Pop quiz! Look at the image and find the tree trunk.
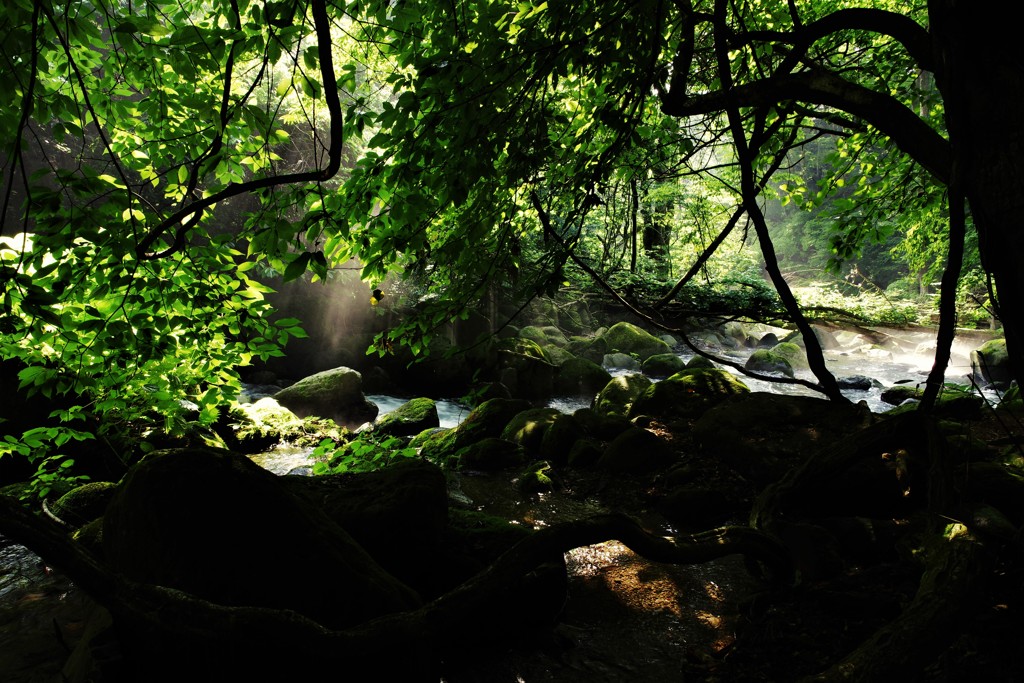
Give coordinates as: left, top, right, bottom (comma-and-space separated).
930, 1, 1024, 388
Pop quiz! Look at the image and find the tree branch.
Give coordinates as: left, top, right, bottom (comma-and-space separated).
660, 67, 951, 184
135, 0, 345, 259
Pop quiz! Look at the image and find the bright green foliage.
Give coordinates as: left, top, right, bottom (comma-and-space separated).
0, 0, 998, 491
311, 433, 418, 475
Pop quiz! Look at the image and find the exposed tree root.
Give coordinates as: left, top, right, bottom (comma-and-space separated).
804, 524, 992, 682
0, 497, 789, 679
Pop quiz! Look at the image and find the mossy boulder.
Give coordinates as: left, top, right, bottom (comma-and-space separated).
232, 397, 302, 450
600, 322, 672, 361
539, 414, 587, 464
457, 438, 528, 471
50, 481, 118, 529
567, 439, 604, 467
971, 338, 1010, 387
497, 338, 556, 399
602, 352, 641, 372
770, 341, 808, 369
554, 357, 612, 395
104, 448, 421, 631
501, 408, 562, 455
373, 397, 440, 438
744, 348, 795, 377
642, 353, 688, 378
880, 385, 924, 406
565, 336, 608, 364
516, 461, 559, 494
282, 459, 448, 595
273, 367, 377, 428
693, 393, 868, 483
594, 373, 653, 419
543, 345, 576, 367
597, 427, 676, 474
685, 355, 716, 370
418, 398, 531, 465
629, 368, 749, 420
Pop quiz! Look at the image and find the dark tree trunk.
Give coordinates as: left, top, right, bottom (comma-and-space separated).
930, 1, 1024, 388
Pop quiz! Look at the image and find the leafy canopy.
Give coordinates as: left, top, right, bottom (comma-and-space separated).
1, 0, 968, 482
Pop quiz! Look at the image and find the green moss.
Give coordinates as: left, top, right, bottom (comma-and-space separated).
594, 374, 653, 419
630, 368, 749, 420
601, 322, 672, 361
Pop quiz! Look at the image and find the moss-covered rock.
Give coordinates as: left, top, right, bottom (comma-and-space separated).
602, 352, 641, 372
543, 344, 576, 367
971, 338, 1010, 387
554, 357, 612, 395
685, 355, 716, 370
374, 397, 440, 438
744, 348, 795, 377
597, 427, 676, 474
567, 439, 604, 467
274, 367, 378, 428
501, 407, 562, 455
50, 481, 118, 529
418, 398, 531, 465
457, 437, 528, 470
103, 448, 421, 631
497, 338, 556, 399
594, 373, 653, 419
600, 322, 672, 361
629, 368, 749, 420
516, 461, 559, 494
880, 385, 923, 406
539, 414, 586, 464
641, 353, 688, 378
770, 341, 808, 369
565, 336, 608, 364
693, 393, 869, 483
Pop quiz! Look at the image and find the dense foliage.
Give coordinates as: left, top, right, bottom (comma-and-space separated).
0, 0, 1015, 488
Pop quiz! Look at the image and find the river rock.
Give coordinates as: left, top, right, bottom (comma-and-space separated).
282, 458, 448, 596
693, 393, 869, 483
837, 375, 881, 391
497, 338, 556, 399
501, 408, 562, 455
458, 437, 528, 471
567, 439, 604, 467
103, 448, 421, 630
554, 356, 612, 395
744, 348, 794, 377
602, 352, 641, 372
771, 341, 808, 369
374, 397, 440, 437
418, 398, 531, 465
600, 322, 672, 361
685, 355, 716, 369
971, 338, 1010, 387
539, 414, 587, 464
880, 385, 923, 406
49, 481, 118, 529
594, 373, 653, 419
273, 367, 378, 428
641, 353, 688, 378
629, 368, 749, 421
597, 427, 676, 474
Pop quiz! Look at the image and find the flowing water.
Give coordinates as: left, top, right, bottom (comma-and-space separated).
1, 325, 1002, 681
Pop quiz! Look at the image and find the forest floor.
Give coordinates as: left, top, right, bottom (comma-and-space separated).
2, 405, 1023, 682
442, 405, 1024, 683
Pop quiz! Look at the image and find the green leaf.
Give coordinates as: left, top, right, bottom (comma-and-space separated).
282, 252, 311, 282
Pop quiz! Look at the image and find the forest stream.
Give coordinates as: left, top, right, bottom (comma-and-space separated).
0, 325, 1009, 682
